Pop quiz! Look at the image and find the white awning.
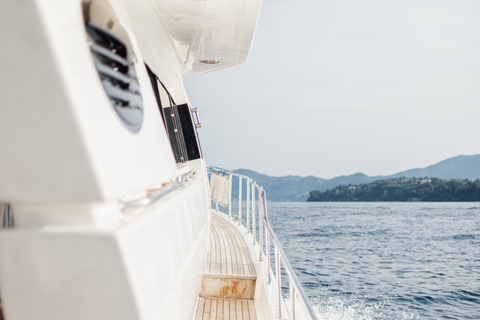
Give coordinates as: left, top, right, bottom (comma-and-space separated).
155, 0, 262, 74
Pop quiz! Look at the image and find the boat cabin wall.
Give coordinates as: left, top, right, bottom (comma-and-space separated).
0, 0, 190, 204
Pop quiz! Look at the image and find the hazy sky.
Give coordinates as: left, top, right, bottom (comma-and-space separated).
184, 0, 480, 179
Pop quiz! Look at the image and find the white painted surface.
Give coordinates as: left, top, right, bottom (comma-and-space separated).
123, 0, 263, 74
11, 202, 122, 228
0, 167, 210, 320
0, 0, 177, 202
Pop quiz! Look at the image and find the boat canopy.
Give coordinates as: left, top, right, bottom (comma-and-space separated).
155, 0, 262, 74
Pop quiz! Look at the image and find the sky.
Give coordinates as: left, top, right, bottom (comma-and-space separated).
184, 0, 480, 179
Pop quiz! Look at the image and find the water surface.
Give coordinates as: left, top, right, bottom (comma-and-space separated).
268, 202, 480, 320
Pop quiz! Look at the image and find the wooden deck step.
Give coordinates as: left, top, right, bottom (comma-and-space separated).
200, 275, 256, 300
195, 212, 258, 319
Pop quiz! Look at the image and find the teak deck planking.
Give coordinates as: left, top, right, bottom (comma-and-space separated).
195, 212, 258, 320
205, 215, 256, 278
196, 298, 257, 320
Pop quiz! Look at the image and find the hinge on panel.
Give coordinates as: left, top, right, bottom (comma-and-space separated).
191, 108, 202, 129
0, 203, 13, 229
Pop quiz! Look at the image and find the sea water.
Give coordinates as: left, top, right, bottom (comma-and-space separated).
267, 202, 480, 320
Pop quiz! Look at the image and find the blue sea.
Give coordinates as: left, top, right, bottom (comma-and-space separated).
268, 202, 480, 320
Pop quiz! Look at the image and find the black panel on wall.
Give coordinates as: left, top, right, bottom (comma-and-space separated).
177, 104, 201, 160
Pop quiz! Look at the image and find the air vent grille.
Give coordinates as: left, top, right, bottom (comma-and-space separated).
86, 23, 143, 133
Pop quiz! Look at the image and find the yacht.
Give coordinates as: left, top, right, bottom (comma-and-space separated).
0, 0, 317, 319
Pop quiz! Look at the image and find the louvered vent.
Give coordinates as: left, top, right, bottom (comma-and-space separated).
86, 23, 143, 133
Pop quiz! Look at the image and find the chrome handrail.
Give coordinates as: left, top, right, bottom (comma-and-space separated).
121, 170, 196, 208
208, 166, 318, 320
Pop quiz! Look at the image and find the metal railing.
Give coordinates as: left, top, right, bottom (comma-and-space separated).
208, 166, 318, 320
121, 170, 196, 209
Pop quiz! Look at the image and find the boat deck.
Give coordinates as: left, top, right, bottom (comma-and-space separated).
195, 212, 258, 320
196, 298, 256, 320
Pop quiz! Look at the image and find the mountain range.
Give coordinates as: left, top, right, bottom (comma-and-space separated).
233, 154, 480, 201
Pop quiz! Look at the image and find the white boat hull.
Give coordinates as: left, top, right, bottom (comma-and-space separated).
0, 161, 210, 320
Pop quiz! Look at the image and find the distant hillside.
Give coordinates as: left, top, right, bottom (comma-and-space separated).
308, 177, 480, 202
232, 154, 480, 201
233, 169, 325, 201
388, 155, 480, 180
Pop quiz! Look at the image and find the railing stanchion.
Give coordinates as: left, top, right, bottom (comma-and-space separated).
290, 283, 296, 320
216, 201, 219, 212
275, 247, 282, 319
266, 229, 271, 284
247, 180, 251, 233
252, 186, 256, 245
228, 173, 232, 218
238, 177, 242, 224
259, 191, 264, 262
